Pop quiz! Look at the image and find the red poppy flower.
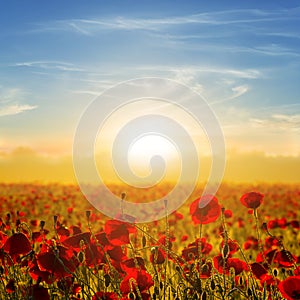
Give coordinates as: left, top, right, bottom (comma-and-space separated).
29, 284, 50, 300
290, 220, 300, 229
274, 249, 296, 268
240, 192, 264, 209
92, 292, 119, 300
3, 232, 31, 261
29, 258, 54, 284
220, 239, 239, 255
37, 245, 78, 279
120, 269, 153, 295
107, 245, 126, 262
63, 232, 91, 250
150, 248, 166, 264
121, 257, 146, 272
182, 238, 213, 261
213, 255, 248, 275
250, 262, 268, 280
0, 231, 8, 248
5, 279, 15, 293
84, 243, 106, 266
190, 195, 221, 224
224, 209, 233, 218
105, 220, 137, 246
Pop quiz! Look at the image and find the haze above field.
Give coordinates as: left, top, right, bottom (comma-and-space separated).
0, 1, 299, 183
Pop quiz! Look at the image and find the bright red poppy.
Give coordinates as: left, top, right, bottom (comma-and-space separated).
105, 220, 137, 246
182, 238, 213, 261
120, 269, 153, 295
190, 195, 221, 224
240, 192, 264, 209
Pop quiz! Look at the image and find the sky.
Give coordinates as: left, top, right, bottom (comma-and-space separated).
0, 1, 299, 183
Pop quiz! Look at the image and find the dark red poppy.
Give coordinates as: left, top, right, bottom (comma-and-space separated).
256, 249, 277, 266
290, 220, 300, 229
274, 249, 296, 268
63, 232, 91, 249
107, 245, 126, 262
37, 245, 78, 279
240, 192, 264, 209
5, 279, 15, 293
250, 262, 268, 280
150, 248, 166, 264
213, 255, 248, 275
120, 269, 153, 294
56, 226, 70, 240
92, 292, 119, 300
29, 284, 50, 300
29, 257, 54, 284
105, 220, 137, 246
190, 195, 221, 224
3, 232, 31, 260
84, 243, 106, 266
121, 257, 146, 272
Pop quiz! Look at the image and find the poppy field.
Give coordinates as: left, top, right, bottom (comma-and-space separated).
0, 182, 299, 300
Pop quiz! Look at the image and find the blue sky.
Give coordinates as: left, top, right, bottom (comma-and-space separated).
0, 1, 300, 157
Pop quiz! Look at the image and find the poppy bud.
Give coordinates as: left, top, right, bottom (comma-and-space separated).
128, 292, 135, 299
85, 210, 91, 220
222, 243, 230, 259
142, 235, 146, 248
77, 251, 85, 263
104, 274, 111, 287
201, 291, 207, 300
210, 279, 215, 290
40, 220, 45, 229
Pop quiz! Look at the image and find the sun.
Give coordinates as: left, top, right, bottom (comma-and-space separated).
128, 134, 178, 178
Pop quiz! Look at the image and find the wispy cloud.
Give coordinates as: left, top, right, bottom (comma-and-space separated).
31, 8, 299, 35
0, 87, 37, 117
211, 85, 249, 104
251, 114, 300, 131
0, 104, 37, 117
13, 61, 84, 72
